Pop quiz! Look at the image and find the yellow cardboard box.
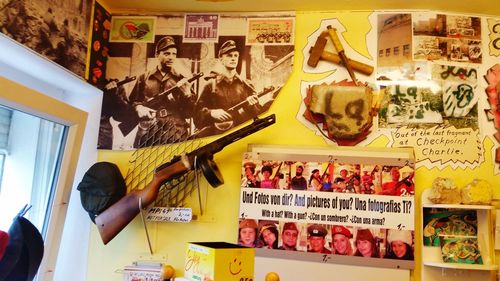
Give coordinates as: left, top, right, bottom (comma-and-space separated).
184, 242, 255, 281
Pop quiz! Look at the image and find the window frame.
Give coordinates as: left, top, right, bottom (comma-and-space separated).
0, 32, 102, 281
403, 44, 411, 56
0, 153, 5, 191
393, 46, 400, 56
0, 76, 87, 280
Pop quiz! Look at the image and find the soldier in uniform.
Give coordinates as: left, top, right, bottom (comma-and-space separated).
127, 35, 196, 147
279, 222, 299, 251
307, 224, 331, 254
194, 39, 261, 136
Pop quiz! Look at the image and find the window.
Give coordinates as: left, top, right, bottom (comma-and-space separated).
403, 44, 411, 55
0, 106, 11, 192
0, 32, 100, 280
386, 48, 391, 56
0, 106, 67, 237
393, 46, 400, 56
0, 76, 86, 280
0, 154, 5, 189
379, 49, 384, 57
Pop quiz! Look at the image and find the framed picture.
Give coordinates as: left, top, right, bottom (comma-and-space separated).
110, 16, 156, 43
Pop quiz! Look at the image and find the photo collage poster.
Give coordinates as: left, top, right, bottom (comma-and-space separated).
376, 13, 482, 168
299, 12, 500, 172
237, 147, 415, 269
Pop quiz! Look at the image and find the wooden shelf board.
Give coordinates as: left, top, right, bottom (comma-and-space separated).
422, 203, 493, 210
423, 261, 498, 270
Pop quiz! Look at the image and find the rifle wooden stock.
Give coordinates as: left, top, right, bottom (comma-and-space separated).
95, 158, 190, 244
95, 114, 276, 244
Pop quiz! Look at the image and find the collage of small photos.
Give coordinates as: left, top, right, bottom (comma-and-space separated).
377, 13, 481, 130
238, 159, 415, 261
238, 220, 415, 261
240, 160, 415, 196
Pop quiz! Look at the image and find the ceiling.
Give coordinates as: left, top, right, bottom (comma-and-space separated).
100, 0, 499, 16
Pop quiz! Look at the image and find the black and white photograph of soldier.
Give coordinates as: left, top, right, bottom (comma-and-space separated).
99, 34, 200, 150
100, 14, 294, 150
0, 0, 92, 76
122, 35, 197, 148
194, 37, 263, 137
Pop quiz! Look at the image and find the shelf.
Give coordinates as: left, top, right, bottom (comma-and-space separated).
423, 261, 498, 271
421, 188, 497, 281
421, 189, 494, 209
422, 203, 494, 210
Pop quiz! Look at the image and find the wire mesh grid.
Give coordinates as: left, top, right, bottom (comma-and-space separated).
124, 119, 204, 208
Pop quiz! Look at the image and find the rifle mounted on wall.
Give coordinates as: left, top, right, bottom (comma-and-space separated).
95, 114, 276, 244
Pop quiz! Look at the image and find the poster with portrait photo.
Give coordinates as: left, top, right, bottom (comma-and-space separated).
99, 13, 295, 150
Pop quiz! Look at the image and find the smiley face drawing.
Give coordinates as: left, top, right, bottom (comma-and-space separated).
229, 257, 243, 275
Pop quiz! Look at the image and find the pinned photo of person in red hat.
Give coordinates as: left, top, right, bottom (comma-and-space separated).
279, 222, 300, 251
354, 228, 380, 258
331, 225, 354, 256
238, 219, 259, 247
384, 229, 414, 260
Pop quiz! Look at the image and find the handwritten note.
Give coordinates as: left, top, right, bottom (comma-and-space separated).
488, 18, 500, 56
146, 207, 192, 222
391, 126, 480, 165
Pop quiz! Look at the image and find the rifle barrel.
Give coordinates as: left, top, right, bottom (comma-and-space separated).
157, 72, 203, 97
188, 114, 276, 160
227, 86, 280, 111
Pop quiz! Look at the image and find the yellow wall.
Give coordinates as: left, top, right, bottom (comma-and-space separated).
89, 10, 500, 281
